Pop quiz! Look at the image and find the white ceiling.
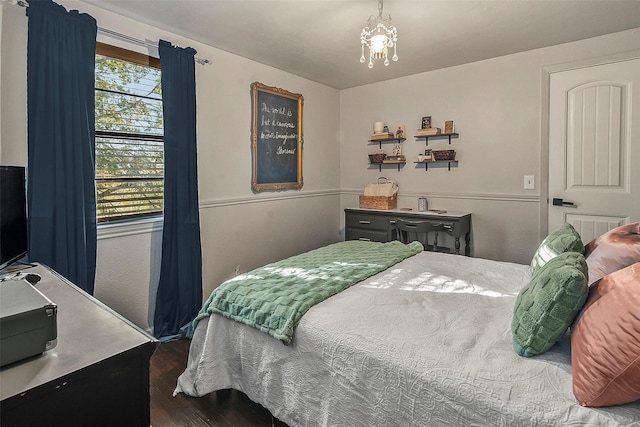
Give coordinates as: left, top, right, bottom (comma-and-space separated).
81, 0, 640, 90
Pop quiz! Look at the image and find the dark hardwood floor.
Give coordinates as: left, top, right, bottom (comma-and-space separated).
150, 339, 289, 427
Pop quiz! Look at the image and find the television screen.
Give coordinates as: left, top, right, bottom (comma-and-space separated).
0, 165, 28, 270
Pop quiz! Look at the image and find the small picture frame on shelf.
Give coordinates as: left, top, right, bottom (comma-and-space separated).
424, 149, 433, 160
444, 120, 454, 134
395, 125, 406, 139
421, 116, 432, 129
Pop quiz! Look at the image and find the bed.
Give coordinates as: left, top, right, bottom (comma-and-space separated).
175, 233, 640, 426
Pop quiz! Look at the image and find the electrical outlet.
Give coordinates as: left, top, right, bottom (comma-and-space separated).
524, 175, 535, 190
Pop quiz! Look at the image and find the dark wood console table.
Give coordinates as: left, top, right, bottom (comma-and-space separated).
0, 263, 158, 427
345, 208, 471, 255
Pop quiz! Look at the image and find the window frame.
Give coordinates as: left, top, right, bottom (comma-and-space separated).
95, 42, 164, 224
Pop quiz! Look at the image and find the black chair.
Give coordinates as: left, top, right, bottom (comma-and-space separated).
394, 219, 449, 252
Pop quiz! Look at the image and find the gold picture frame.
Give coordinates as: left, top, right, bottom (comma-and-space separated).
251, 82, 304, 192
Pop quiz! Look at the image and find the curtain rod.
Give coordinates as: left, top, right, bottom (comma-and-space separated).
7, 0, 211, 66
97, 28, 211, 66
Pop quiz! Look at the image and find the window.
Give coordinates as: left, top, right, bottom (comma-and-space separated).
95, 43, 163, 223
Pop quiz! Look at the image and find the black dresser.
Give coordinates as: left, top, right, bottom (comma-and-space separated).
0, 263, 158, 427
345, 208, 471, 256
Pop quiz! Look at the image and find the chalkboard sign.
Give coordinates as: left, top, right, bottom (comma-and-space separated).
251, 82, 303, 192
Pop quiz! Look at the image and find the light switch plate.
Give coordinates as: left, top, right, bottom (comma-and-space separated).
524, 175, 535, 190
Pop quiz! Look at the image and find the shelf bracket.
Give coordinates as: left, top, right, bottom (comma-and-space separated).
416, 133, 458, 146
374, 163, 403, 172
415, 160, 458, 171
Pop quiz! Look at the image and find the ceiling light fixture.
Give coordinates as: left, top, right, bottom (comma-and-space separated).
360, 0, 398, 68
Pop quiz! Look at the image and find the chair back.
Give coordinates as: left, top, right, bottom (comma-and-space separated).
394, 219, 447, 251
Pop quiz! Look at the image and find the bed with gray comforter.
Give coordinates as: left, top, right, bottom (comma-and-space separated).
175, 243, 640, 426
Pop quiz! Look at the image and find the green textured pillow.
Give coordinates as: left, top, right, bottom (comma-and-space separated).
512, 251, 588, 357
531, 223, 584, 274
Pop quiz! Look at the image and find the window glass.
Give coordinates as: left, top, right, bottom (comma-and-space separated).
95, 44, 163, 222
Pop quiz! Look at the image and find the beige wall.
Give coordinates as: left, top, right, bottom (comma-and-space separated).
2, 1, 640, 330
1, 1, 341, 331
0, 4, 27, 165
339, 27, 640, 264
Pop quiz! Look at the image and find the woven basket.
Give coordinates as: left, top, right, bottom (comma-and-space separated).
433, 149, 455, 161
368, 153, 387, 164
359, 195, 397, 210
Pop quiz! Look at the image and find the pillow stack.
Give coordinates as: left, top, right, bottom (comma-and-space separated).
512, 222, 640, 408
512, 223, 587, 357
571, 222, 640, 407
511, 251, 587, 357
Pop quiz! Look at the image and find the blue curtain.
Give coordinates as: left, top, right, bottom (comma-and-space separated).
153, 40, 203, 340
26, 0, 98, 294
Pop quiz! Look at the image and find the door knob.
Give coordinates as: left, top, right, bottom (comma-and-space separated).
552, 198, 576, 207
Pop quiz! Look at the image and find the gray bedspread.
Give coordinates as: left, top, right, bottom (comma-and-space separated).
175, 251, 640, 426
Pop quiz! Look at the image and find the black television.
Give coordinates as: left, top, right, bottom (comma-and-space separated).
0, 165, 28, 270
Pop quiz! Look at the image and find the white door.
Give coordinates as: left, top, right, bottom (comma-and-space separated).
549, 59, 640, 243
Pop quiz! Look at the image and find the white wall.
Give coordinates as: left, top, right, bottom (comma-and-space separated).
3, 0, 639, 330
0, 4, 28, 165
1, 1, 341, 331
0, 5, 3, 161
340, 27, 640, 264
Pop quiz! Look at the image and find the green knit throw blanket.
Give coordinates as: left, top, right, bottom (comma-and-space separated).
193, 240, 423, 343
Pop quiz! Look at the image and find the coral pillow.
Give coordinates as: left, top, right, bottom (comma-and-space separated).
512, 251, 588, 357
531, 223, 584, 275
572, 262, 640, 407
584, 222, 640, 285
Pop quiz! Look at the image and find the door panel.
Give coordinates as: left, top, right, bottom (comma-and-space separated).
549, 59, 640, 241
565, 214, 625, 244
567, 83, 624, 189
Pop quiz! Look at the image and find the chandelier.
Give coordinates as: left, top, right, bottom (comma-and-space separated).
360, 0, 398, 68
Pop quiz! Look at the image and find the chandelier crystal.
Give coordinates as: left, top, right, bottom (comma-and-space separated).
360, 0, 398, 68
